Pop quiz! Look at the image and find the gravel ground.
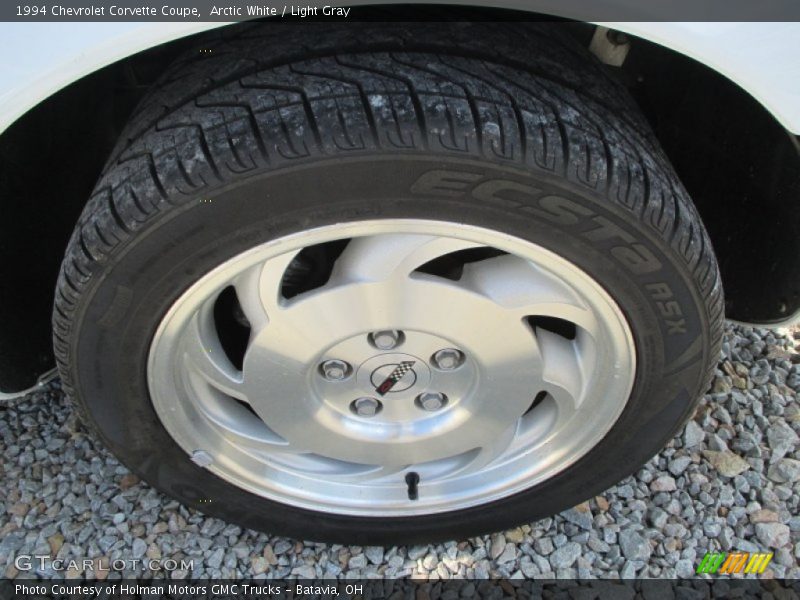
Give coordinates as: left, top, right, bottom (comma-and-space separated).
1, 322, 799, 581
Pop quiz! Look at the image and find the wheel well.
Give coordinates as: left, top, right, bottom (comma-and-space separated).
1, 13, 798, 392
0, 37, 189, 391
615, 33, 800, 326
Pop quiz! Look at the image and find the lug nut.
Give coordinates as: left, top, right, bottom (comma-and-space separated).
371, 330, 402, 350
320, 359, 350, 381
416, 391, 448, 412
432, 348, 464, 370
352, 397, 382, 417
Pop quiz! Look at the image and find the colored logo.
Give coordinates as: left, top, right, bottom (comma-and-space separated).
696, 552, 773, 575
373, 361, 416, 395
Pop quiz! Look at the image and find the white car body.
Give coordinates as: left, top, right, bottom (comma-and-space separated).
0, 20, 799, 136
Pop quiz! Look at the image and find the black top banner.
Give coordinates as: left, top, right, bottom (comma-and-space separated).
3, 0, 800, 22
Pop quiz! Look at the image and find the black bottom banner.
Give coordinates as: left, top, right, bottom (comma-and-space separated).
1, 579, 798, 600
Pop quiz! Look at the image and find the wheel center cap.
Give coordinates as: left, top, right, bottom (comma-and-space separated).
371, 361, 418, 394
357, 353, 431, 398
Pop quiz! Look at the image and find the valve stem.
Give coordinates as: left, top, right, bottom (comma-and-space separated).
405, 471, 420, 501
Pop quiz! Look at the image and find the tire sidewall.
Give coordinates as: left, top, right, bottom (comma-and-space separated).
72, 155, 710, 544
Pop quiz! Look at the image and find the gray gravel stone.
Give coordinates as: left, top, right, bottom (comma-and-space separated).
364, 546, 384, 565
292, 565, 316, 578
650, 476, 677, 492
668, 456, 692, 476
560, 506, 593, 530
767, 458, 800, 483
702, 450, 751, 477
675, 559, 695, 578
348, 554, 367, 569
549, 542, 581, 569
619, 561, 636, 579
648, 508, 669, 530
534, 537, 554, 556
767, 421, 799, 463
496, 543, 517, 565
206, 548, 224, 569
683, 421, 705, 449
131, 538, 146, 559
489, 533, 506, 560
755, 522, 791, 548
619, 530, 652, 562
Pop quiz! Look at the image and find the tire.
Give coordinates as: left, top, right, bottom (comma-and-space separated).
53, 22, 723, 545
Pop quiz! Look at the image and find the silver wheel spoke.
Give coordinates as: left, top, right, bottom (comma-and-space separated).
183, 309, 246, 401
191, 387, 289, 449
458, 421, 520, 474
230, 249, 302, 333
462, 254, 600, 336
268, 453, 386, 476
231, 263, 270, 332
330, 234, 483, 284
329, 464, 411, 483
280, 277, 520, 349
260, 249, 302, 312
536, 328, 585, 412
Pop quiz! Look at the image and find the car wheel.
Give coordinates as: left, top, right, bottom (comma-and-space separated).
53, 24, 723, 544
